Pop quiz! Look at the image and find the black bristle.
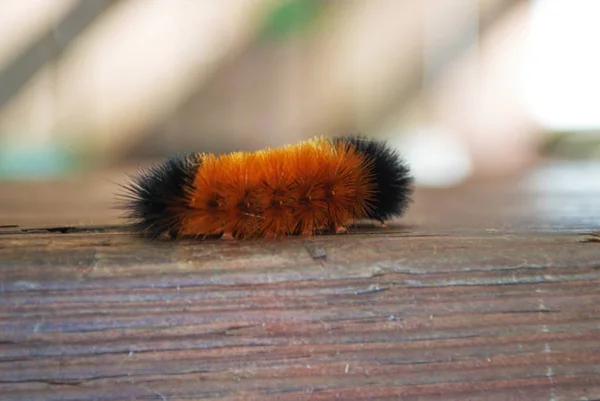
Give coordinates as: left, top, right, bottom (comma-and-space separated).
118, 154, 199, 239
334, 136, 414, 222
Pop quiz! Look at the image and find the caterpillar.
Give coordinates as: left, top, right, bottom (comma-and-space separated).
119, 136, 413, 239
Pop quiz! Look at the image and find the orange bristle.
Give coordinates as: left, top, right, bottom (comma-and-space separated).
120, 136, 413, 240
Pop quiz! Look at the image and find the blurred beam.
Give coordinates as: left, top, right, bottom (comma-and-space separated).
150, 0, 427, 153
0, 0, 120, 109
303, 0, 427, 136
423, 0, 480, 85
0, 0, 77, 67
374, 0, 521, 134
305, 0, 520, 137
119, 0, 329, 157
383, 0, 538, 178
0, 0, 276, 164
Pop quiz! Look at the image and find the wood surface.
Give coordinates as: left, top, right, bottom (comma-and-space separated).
1, 165, 600, 400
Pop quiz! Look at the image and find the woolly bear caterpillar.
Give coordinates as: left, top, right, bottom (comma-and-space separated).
119, 136, 413, 239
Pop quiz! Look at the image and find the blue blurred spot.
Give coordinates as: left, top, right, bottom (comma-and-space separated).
0, 143, 77, 179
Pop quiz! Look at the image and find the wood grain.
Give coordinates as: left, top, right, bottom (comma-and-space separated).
1, 225, 600, 400
1, 165, 600, 400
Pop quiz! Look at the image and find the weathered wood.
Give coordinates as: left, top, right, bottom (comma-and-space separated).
1, 168, 600, 400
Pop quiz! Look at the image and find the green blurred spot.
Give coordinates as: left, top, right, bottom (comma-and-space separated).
260, 0, 322, 40
0, 141, 78, 179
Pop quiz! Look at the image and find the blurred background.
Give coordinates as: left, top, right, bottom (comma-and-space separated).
0, 0, 599, 227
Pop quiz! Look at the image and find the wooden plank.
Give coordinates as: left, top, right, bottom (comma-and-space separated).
1, 223, 600, 400
1, 162, 600, 400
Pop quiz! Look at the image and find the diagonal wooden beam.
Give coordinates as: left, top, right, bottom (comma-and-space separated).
0, 0, 121, 109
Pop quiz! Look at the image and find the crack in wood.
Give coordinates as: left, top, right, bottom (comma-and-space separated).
0, 225, 124, 235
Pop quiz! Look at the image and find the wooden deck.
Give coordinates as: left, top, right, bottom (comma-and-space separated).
1, 163, 600, 400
